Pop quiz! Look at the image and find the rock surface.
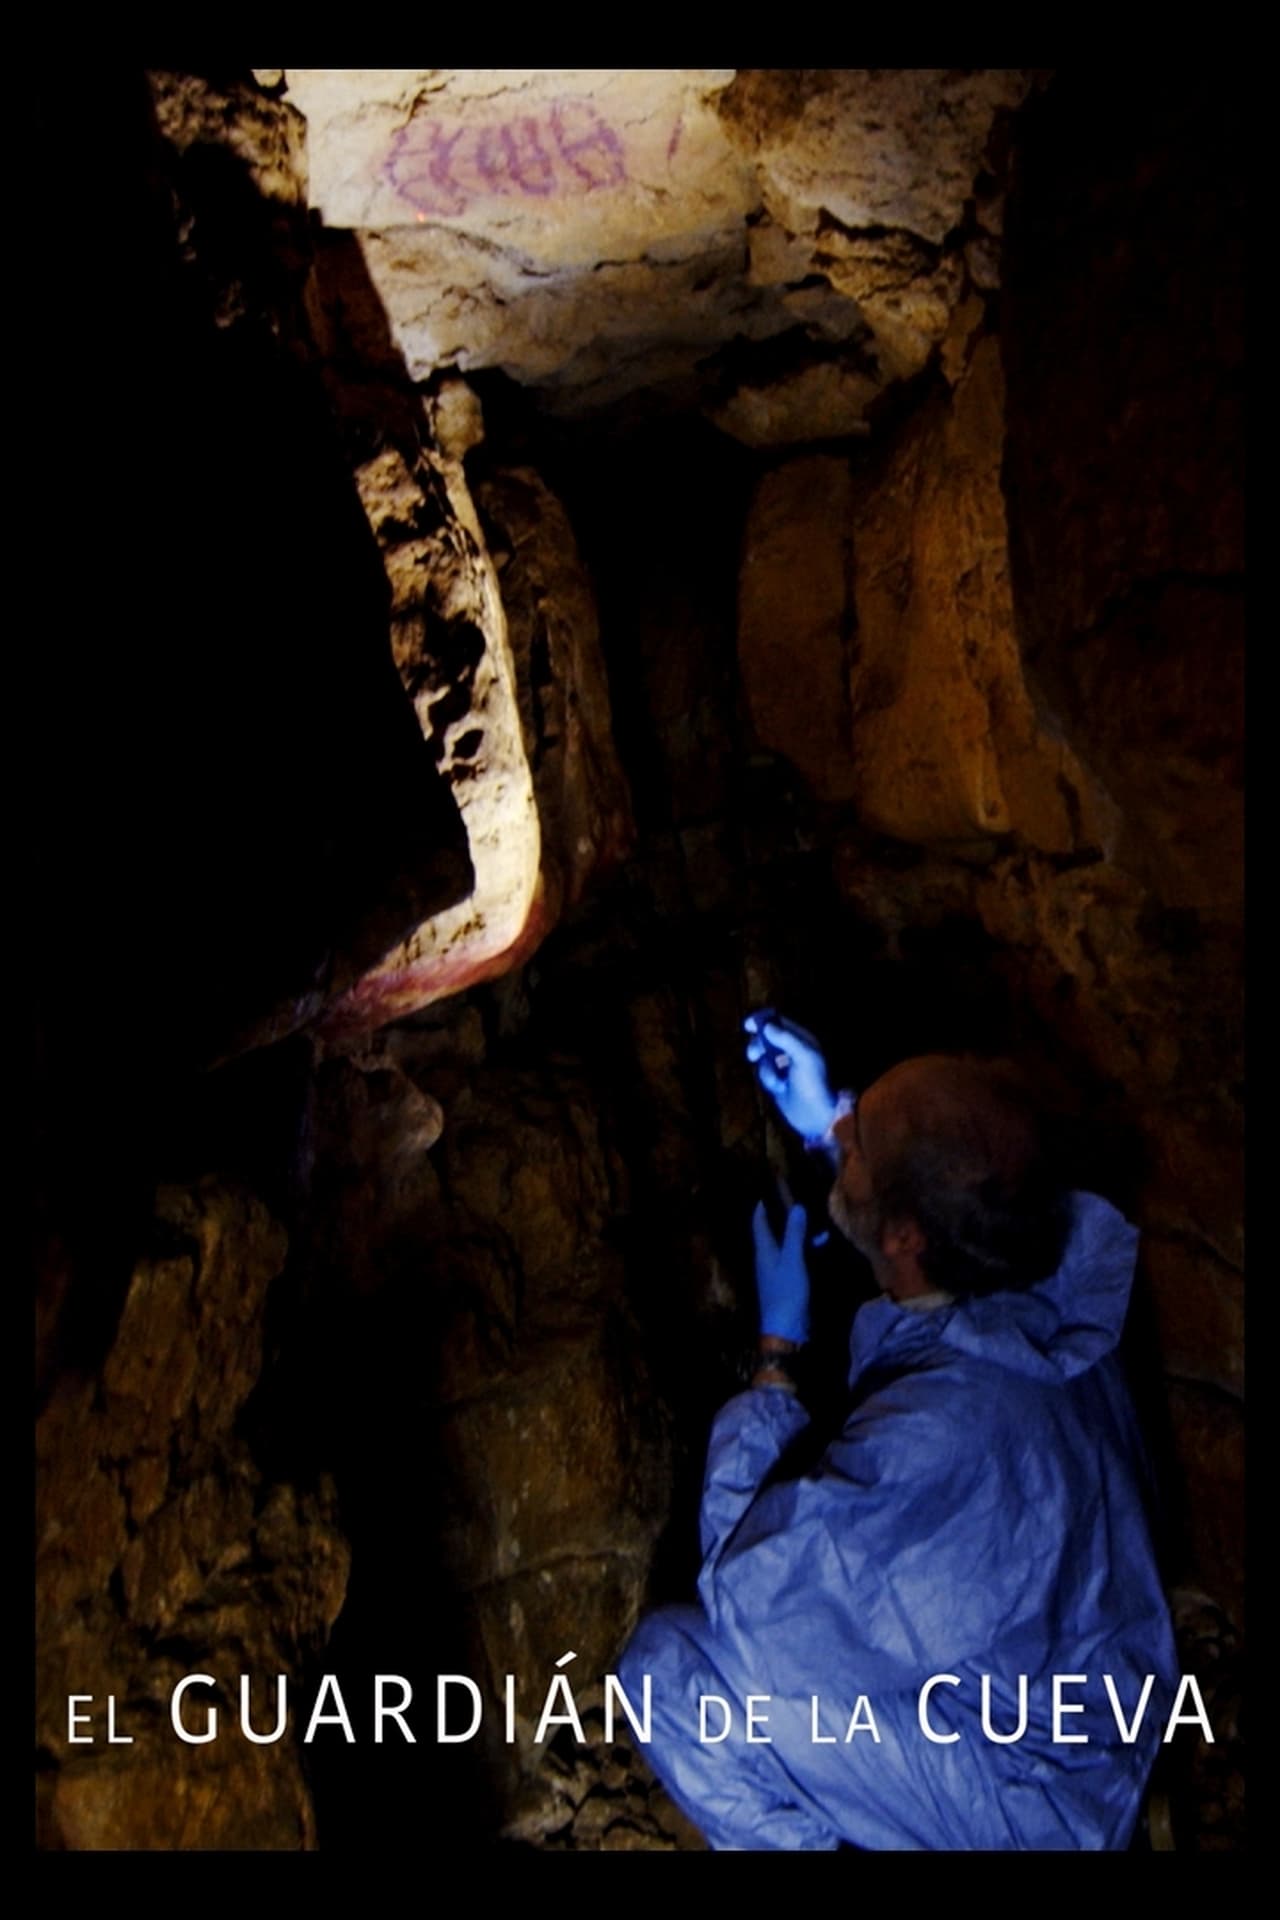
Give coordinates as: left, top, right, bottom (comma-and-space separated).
317, 410, 633, 1039
738, 337, 1103, 847
35, 70, 1242, 1858
735, 77, 1243, 1686
998, 75, 1244, 1676
36, 1182, 348, 1850
286, 68, 1034, 438
299, 1032, 670, 1841
475, 466, 635, 924
37, 72, 477, 1075
316, 414, 542, 1038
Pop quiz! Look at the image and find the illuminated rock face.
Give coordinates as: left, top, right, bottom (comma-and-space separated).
210, 65, 1045, 1036
138, 71, 638, 1051
317, 396, 633, 1042
290, 69, 744, 259
286, 68, 1031, 436
318, 422, 544, 1040
473, 466, 635, 921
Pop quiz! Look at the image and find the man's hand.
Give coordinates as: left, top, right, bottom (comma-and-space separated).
752, 1198, 810, 1345
744, 1009, 839, 1143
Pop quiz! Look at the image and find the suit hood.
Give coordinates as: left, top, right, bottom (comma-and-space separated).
851, 1190, 1140, 1385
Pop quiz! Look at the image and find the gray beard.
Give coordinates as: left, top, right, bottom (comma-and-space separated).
827, 1184, 877, 1263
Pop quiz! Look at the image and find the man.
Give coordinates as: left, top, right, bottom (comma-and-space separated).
619, 1011, 1179, 1850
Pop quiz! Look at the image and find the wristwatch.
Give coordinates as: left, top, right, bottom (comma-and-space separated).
748, 1342, 805, 1394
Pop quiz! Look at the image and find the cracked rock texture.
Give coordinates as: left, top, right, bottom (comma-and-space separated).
740, 334, 1106, 848
36, 1183, 349, 1850
316, 409, 544, 1038
736, 75, 1243, 1657
726, 109, 1243, 1858
149, 68, 631, 1044
316, 403, 634, 1040
87, 70, 478, 1069
294, 1026, 670, 1843
35, 69, 1241, 1855
475, 465, 635, 922
286, 68, 1033, 435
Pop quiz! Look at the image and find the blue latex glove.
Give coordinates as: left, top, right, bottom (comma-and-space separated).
743, 1009, 838, 1142
752, 1199, 810, 1344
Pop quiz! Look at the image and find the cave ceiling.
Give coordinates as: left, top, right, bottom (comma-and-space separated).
281, 67, 1032, 441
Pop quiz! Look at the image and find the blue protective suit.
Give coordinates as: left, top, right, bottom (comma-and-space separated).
620, 1192, 1179, 1850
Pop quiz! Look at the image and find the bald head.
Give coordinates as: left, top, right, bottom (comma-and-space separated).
832, 1054, 1067, 1298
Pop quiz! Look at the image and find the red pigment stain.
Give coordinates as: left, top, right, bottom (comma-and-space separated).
317, 880, 552, 1042
666, 112, 684, 165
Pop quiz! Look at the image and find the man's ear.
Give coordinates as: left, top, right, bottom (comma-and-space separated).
880, 1214, 926, 1259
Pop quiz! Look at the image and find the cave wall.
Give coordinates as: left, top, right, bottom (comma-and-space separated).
32, 72, 472, 1850
739, 71, 1243, 1586
33, 69, 1242, 1853
1002, 80, 1244, 1835
286, 67, 1030, 432
734, 74, 1243, 1836
37, 1182, 349, 1848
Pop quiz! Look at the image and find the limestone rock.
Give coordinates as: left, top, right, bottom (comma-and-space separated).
149, 69, 308, 207
322, 428, 635, 1039
738, 340, 1106, 847
846, 338, 1105, 849
1167, 1590, 1245, 1850
475, 466, 635, 923
813, 228, 966, 386
112, 1184, 284, 1438
812, 75, 1244, 1659
709, 359, 877, 448
719, 69, 1033, 246
738, 456, 857, 802
712, 69, 1033, 421
51, 73, 477, 1071
289, 69, 744, 259
501, 1718, 705, 1850
970, 860, 1191, 1087
289, 1053, 448, 1298
318, 399, 637, 1052
439, 1329, 656, 1590
356, 229, 762, 408
285, 69, 1029, 437
469, 1553, 648, 1710
36, 1182, 348, 1851
318, 417, 542, 1038
50, 1745, 316, 1852
299, 1048, 670, 1841
289, 69, 758, 410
